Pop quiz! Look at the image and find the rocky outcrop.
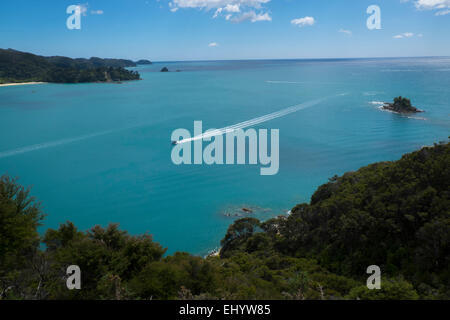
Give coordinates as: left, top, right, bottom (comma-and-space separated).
382, 96, 423, 114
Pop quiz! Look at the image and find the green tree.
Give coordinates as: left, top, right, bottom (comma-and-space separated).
0, 175, 44, 298
220, 218, 261, 258
347, 278, 419, 300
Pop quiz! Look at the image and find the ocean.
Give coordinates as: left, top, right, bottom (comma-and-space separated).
0, 57, 449, 255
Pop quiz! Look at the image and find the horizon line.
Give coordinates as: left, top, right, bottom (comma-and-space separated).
2, 48, 449, 64
150, 55, 450, 64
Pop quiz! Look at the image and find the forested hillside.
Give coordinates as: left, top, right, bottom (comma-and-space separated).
0, 142, 448, 300
0, 49, 141, 83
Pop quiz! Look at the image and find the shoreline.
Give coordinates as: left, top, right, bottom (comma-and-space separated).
0, 82, 47, 87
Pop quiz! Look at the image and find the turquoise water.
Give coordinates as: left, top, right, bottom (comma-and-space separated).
1, 58, 449, 255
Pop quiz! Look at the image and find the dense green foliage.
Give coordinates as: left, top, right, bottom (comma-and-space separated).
0, 143, 448, 300
46, 56, 137, 69
393, 96, 412, 108
280, 142, 449, 283
267, 142, 449, 299
0, 176, 44, 298
0, 49, 140, 84
44, 66, 140, 83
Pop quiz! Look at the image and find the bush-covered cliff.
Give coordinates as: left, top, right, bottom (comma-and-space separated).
220, 142, 449, 299
0, 49, 141, 84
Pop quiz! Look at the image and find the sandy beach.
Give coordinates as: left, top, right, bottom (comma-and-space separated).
0, 82, 47, 87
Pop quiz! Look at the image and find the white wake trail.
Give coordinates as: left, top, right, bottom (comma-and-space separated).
0, 130, 117, 159
177, 97, 328, 144
0, 121, 150, 159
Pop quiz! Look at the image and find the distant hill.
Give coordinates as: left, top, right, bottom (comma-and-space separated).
135, 59, 152, 65
46, 56, 138, 69
0, 49, 141, 84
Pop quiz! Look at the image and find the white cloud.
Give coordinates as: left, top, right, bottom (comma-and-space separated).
393, 32, 415, 38
224, 4, 240, 12
291, 16, 315, 27
252, 12, 271, 22
435, 8, 450, 14
169, 0, 271, 22
231, 10, 271, 22
208, 42, 219, 47
339, 28, 352, 35
414, 0, 450, 10
171, 0, 269, 9
402, 1, 450, 15
213, 7, 223, 18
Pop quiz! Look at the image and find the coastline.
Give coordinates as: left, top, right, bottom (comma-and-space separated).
0, 82, 47, 87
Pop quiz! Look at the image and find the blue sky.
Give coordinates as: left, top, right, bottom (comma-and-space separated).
0, 0, 449, 61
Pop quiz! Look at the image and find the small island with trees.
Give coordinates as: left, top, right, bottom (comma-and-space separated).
382, 96, 424, 114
